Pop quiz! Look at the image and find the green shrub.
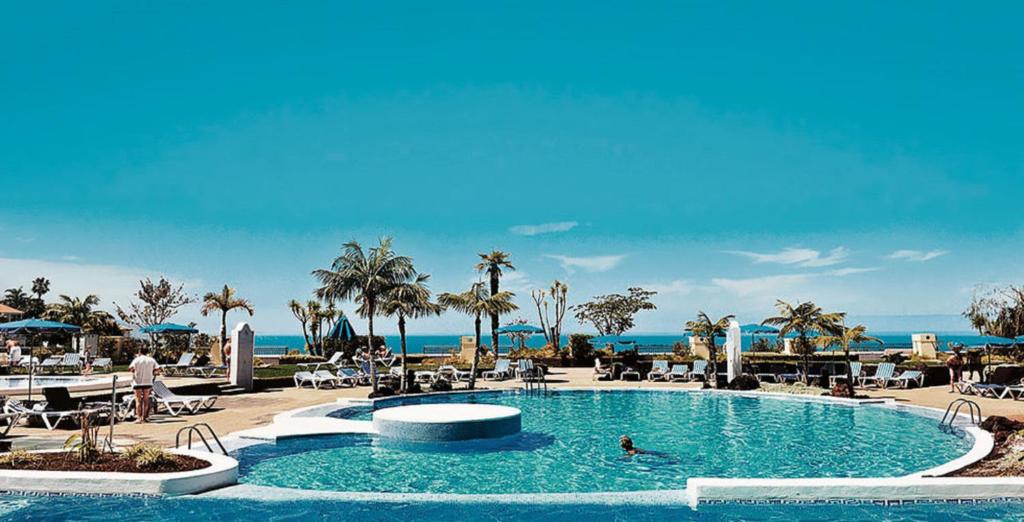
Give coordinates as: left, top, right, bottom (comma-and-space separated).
134, 445, 174, 469
279, 355, 326, 365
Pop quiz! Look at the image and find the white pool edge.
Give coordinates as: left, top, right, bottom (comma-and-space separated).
218, 386, 1020, 505
0, 449, 238, 496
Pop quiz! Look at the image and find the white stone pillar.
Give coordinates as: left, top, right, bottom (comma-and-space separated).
911, 333, 938, 359
726, 319, 742, 382
230, 322, 255, 391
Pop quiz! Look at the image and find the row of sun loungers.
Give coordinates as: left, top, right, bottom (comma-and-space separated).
956, 378, 1024, 400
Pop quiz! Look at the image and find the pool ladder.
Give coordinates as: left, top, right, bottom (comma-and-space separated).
175, 422, 228, 455
523, 369, 548, 395
939, 398, 981, 428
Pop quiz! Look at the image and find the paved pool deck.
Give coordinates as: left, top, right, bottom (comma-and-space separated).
4, 367, 1021, 449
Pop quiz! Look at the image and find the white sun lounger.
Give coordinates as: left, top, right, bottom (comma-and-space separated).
38, 356, 62, 374
829, 362, 863, 387
298, 352, 343, 372
860, 362, 896, 389
891, 370, 925, 389
59, 353, 83, 374
152, 381, 218, 416
90, 358, 113, 373
163, 352, 195, 376
592, 358, 613, 381
666, 364, 690, 382
687, 360, 709, 381
483, 359, 512, 381
647, 360, 670, 381
294, 370, 337, 389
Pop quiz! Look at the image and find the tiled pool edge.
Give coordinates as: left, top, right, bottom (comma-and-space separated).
216, 387, 1021, 505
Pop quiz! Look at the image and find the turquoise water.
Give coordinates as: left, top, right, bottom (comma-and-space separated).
3, 495, 1024, 521
237, 390, 972, 494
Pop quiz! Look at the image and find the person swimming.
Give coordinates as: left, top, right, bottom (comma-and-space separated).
620, 435, 645, 456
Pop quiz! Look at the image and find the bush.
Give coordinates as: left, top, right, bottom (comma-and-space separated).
568, 334, 595, 363
430, 379, 452, 392
279, 355, 326, 365
727, 374, 760, 391
132, 445, 174, 469
672, 341, 690, 357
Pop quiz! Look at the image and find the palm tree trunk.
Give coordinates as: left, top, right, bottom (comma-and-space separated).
367, 305, 378, 393
490, 271, 500, 358
469, 313, 481, 390
845, 346, 855, 398
708, 339, 717, 388
219, 310, 228, 362
800, 333, 810, 385
399, 315, 408, 393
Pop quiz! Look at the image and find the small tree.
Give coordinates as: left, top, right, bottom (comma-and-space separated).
313, 238, 415, 393
685, 312, 733, 388
963, 285, 1024, 379
762, 300, 844, 384
439, 282, 517, 389
532, 280, 569, 353
378, 272, 442, 392
288, 299, 314, 353
572, 287, 657, 337
201, 285, 254, 362
114, 277, 197, 344
815, 321, 881, 398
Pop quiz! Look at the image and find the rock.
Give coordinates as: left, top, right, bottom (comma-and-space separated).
727, 374, 760, 391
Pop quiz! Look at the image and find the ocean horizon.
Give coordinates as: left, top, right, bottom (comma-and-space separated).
255, 331, 1003, 354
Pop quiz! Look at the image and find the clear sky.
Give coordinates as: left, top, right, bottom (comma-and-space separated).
2, 2, 1022, 335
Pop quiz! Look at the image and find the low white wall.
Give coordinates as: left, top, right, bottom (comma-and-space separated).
0, 449, 237, 496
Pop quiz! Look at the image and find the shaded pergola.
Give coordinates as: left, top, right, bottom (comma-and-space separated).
0, 304, 23, 323
139, 323, 199, 358
495, 323, 544, 352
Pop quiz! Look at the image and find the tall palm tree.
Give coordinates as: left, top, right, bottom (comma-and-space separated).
762, 300, 845, 384
313, 238, 415, 393
476, 251, 515, 358
815, 321, 882, 398
2, 287, 32, 313
200, 285, 255, 362
378, 272, 442, 392
685, 311, 734, 388
439, 282, 517, 389
44, 294, 108, 332
31, 277, 50, 300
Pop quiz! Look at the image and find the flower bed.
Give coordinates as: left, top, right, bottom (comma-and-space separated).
0, 449, 209, 474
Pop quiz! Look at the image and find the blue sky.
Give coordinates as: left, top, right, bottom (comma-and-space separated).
2, 2, 1022, 334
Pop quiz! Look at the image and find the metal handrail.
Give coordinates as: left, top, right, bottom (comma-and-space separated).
939, 398, 981, 427
175, 422, 228, 455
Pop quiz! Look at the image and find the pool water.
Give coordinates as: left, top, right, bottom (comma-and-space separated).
237, 390, 973, 494
2, 494, 1023, 521
0, 376, 107, 389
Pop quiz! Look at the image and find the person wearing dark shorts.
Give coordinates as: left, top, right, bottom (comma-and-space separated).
129, 346, 161, 423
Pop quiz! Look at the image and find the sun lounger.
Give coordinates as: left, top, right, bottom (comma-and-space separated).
860, 362, 896, 389
999, 379, 1024, 400
38, 356, 62, 374
829, 362, 863, 387
960, 381, 1006, 398
189, 364, 228, 378
435, 365, 471, 382
4, 388, 110, 430
336, 367, 370, 386
90, 358, 113, 373
483, 358, 512, 381
592, 358, 613, 381
666, 364, 690, 382
294, 370, 337, 389
376, 367, 402, 387
376, 349, 396, 368
620, 366, 641, 381
297, 352, 344, 372
647, 360, 670, 381
152, 380, 218, 415
414, 369, 436, 384
891, 370, 924, 389
0, 398, 24, 437
163, 352, 195, 376
687, 360, 709, 381
58, 353, 83, 374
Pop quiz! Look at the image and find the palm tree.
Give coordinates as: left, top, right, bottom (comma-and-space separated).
815, 321, 882, 398
200, 285, 255, 362
476, 251, 515, 358
378, 272, 442, 392
31, 277, 50, 300
685, 311, 734, 388
762, 300, 845, 384
439, 282, 517, 389
44, 294, 108, 332
288, 299, 314, 353
313, 238, 415, 393
2, 287, 32, 313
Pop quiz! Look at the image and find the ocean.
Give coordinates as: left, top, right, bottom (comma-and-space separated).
254, 332, 1005, 355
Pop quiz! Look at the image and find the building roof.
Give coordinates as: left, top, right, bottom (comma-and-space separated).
0, 304, 24, 315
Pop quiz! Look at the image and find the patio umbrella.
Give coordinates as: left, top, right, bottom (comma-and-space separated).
0, 319, 82, 401
495, 323, 544, 352
326, 316, 357, 341
138, 323, 199, 334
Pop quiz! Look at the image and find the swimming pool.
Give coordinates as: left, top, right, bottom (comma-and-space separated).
0, 375, 116, 395
3, 493, 1024, 521
236, 390, 974, 495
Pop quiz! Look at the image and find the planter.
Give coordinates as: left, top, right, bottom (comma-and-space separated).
0, 449, 237, 496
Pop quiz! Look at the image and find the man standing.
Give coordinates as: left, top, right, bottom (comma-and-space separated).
8, 341, 21, 369
129, 346, 160, 424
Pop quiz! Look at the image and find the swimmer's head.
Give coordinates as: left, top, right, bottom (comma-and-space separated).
619, 436, 633, 451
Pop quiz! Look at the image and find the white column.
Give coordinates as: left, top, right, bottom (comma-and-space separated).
230, 322, 255, 391
726, 319, 742, 382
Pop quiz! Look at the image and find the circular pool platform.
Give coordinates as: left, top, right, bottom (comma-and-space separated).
373, 403, 521, 441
